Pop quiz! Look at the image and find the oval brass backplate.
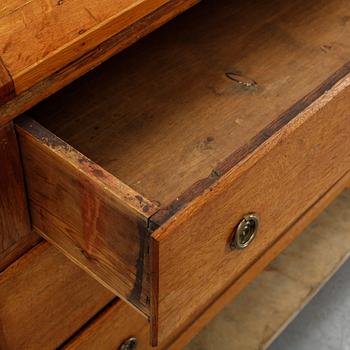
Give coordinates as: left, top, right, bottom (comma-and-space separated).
231, 213, 259, 250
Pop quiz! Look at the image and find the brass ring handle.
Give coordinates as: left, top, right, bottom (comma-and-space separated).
231, 213, 259, 250
119, 337, 137, 350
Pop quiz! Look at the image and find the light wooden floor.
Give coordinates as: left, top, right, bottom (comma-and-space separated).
269, 258, 350, 350
185, 190, 350, 350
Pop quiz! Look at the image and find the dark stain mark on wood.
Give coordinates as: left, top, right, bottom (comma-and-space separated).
15, 116, 72, 151
135, 195, 151, 213
321, 44, 332, 53
340, 15, 350, 26
128, 220, 149, 306
149, 61, 350, 227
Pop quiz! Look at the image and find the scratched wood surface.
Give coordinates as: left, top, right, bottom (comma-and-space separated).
0, 241, 114, 350
151, 75, 350, 343
31, 0, 350, 208
0, 122, 39, 271
15, 117, 159, 316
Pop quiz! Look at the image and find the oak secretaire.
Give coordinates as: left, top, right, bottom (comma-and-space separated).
1, 0, 350, 348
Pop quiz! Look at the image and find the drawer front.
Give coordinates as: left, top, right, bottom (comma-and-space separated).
0, 242, 113, 350
151, 74, 350, 342
63, 300, 152, 350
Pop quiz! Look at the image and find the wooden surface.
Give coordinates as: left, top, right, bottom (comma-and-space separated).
62, 300, 151, 350
0, 241, 114, 350
0, 0, 198, 124
15, 117, 158, 316
151, 75, 350, 344
176, 177, 350, 350
63, 188, 350, 350
0, 0, 174, 93
31, 0, 350, 207
0, 122, 38, 271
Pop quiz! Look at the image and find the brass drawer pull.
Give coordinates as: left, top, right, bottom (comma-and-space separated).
119, 337, 137, 350
231, 213, 259, 250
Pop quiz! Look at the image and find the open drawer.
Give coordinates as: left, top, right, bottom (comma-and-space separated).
15, 0, 350, 345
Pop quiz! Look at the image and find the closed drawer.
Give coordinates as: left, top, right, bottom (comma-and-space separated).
63, 300, 153, 350
15, 0, 350, 345
0, 241, 113, 350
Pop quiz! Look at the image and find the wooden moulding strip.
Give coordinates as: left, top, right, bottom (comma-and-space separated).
0, 57, 15, 105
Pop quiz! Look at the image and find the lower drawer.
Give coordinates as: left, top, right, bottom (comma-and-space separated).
0, 242, 113, 350
62, 300, 152, 350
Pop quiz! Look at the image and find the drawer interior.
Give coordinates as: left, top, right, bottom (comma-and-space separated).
29, 0, 350, 208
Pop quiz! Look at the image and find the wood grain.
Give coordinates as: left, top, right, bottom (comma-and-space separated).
63, 187, 350, 350
0, 241, 114, 350
31, 0, 350, 207
15, 117, 158, 315
0, 122, 39, 271
184, 189, 350, 350
0, 0, 198, 124
62, 300, 151, 350
0, 57, 14, 104
151, 75, 350, 344
172, 175, 350, 350
0, 0, 170, 93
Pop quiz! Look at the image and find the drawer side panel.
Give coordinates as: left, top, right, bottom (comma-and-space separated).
16, 118, 158, 315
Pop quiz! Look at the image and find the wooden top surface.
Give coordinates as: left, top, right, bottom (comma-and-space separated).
0, 0, 197, 114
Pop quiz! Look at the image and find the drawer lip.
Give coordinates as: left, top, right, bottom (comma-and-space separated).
150, 71, 350, 344
149, 61, 350, 228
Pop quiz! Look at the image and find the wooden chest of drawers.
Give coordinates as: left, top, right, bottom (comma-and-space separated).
1, 0, 350, 348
